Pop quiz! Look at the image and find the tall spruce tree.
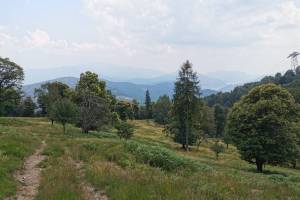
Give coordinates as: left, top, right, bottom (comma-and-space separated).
170, 60, 200, 151
145, 89, 152, 119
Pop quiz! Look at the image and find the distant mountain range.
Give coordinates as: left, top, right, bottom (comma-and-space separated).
24, 65, 259, 91
23, 65, 259, 102
22, 77, 218, 102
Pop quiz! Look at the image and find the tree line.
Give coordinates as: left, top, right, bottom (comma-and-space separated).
1, 57, 299, 172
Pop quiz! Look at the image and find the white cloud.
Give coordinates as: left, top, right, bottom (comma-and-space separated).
24, 29, 68, 49
1, 1, 299, 74
0, 26, 14, 48
83, 0, 300, 47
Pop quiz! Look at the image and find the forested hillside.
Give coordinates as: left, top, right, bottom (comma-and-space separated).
205, 68, 300, 107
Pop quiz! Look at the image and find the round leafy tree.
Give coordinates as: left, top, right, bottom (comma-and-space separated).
226, 84, 299, 172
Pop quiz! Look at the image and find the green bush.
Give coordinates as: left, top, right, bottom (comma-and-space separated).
125, 141, 211, 172
115, 122, 134, 140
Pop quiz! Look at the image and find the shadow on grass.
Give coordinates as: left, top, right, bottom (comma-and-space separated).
245, 168, 288, 176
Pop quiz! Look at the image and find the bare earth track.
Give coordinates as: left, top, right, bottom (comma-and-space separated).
74, 160, 108, 200
5, 141, 47, 200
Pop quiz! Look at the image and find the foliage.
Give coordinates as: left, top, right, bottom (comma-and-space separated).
34, 82, 70, 116
75, 71, 112, 133
0, 57, 24, 116
131, 99, 140, 119
75, 71, 107, 98
226, 84, 300, 172
168, 60, 200, 150
214, 104, 226, 138
115, 121, 134, 140
124, 141, 205, 171
210, 141, 225, 160
144, 89, 152, 119
49, 98, 79, 133
111, 112, 121, 126
152, 95, 172, 125
198, 103, 216, 137
77, 91, 111, 133
21, 96, 36, 117
115, 100, 134, 121
205, 68, 300, 108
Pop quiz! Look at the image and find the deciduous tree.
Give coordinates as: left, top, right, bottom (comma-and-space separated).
50, 98, 78, 133
0, 57, 24, 116
226, 84, 300, 172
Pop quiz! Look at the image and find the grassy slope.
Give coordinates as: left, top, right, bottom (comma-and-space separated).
1, 118, 300, 200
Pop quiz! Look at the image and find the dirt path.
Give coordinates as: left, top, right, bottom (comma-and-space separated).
5, 141, 47, 200
74, 160, 108, 200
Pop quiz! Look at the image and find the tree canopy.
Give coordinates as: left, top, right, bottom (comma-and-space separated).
50, 98, 79, 133
168, 60, 200, 150
152, 95, 172, 125
226, 84, 300, 172
0, 57, 24, 116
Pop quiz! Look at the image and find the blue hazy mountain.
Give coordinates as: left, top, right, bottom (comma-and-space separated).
25, 65, 258, 90
22, 77, 218, 102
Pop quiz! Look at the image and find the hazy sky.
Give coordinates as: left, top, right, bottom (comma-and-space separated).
0, 0, 299, 75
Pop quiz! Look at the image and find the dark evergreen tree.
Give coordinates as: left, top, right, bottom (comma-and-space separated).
214, 104, 226, 138
169, 60, 200, 151
145, 89, 152, 119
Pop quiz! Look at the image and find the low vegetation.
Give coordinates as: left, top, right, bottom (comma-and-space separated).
1, 117, 300, 199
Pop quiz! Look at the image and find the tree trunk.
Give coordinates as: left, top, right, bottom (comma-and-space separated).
185, 120, 189, 152
226, 143, 228, 149
63, 123, 66, 134
182, 143, 186, 149
256, 160, 264, 173
292, 160, 297, 169
51, 120, 54, 126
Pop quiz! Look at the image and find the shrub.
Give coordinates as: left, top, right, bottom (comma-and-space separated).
125, 141, 211, 172
210, 142, 225, 160
115, 122, 134, 140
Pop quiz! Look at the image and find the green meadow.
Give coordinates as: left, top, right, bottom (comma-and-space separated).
1, 117, 300, 200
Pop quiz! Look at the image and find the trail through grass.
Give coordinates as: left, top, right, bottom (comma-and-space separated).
1, 118, 300, 200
